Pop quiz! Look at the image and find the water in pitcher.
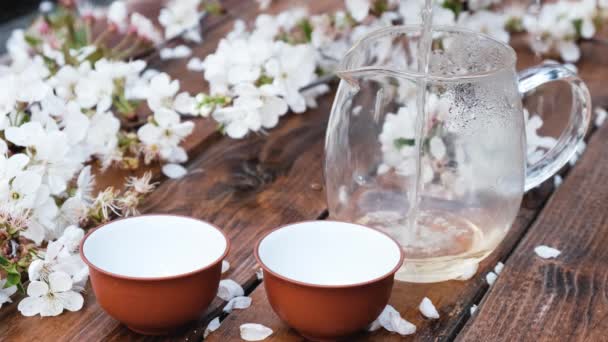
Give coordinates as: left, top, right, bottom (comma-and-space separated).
354, 0, 523, 282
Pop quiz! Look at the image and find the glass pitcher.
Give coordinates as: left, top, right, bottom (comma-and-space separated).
325, 26, 591, 283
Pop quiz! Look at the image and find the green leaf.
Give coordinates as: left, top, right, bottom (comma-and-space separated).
0, 256, 9, 267
24, 34, 42, 47
442, 0, 463, 19
372, 0, 389, 16
16, 282, 25, 294
394, 138, 416, 149
85, 48, 105, 64
298, 19, 313, 43
255, 74, 274, 87
572, 18, 583, 39
72, 28, 88, 48
4, 272, 21, 289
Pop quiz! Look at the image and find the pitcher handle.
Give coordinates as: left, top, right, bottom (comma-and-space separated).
518, 64, 592, 191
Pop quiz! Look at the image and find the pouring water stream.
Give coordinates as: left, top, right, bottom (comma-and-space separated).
408, 0, 435, 245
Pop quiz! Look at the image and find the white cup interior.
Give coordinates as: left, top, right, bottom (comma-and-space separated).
258, 221, 402, 286
83, 215, 227, 278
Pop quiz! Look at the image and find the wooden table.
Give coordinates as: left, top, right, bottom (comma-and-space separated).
2, 0, 608, 341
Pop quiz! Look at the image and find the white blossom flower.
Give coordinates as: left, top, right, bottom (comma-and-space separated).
137, 108, 194, 163
107, 1, 128, 32
160, 45, 192, 60
399, 0, 455, 26
0, 169, 42, 210
147, 72, 196, 115
6, 122, 83, 195
0, 279, 17, 309
85, 110, 121, 165
458, 10, 510, 43
187, 57, 205, 71
130, 13, 162, 44
346, 0, 370, 22
18, 271, 84, 317
28, 226, 88, 286
74, 68, 114, 112
264, 42, 316, 113
213, 84, 288, 139
159, 0, 202, 39
523, 0, 597, 62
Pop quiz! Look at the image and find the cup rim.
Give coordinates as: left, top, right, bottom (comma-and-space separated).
339, 24, 517, 82
80, 214, 230, 281
254, 220, 404, 289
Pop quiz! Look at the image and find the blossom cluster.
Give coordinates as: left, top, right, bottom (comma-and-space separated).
523, 0, 602, 62
197, 9, 326, 138
0, 0, 196, 315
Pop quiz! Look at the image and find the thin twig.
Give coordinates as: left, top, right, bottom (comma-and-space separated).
300, 73, 338, 91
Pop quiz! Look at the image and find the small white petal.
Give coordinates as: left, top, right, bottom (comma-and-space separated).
204, 317, 221, 338
470, 304, 478, 315
162, 163, 188, 179
486, 271, 498, 286
494, 262, 504, 275
49, 272, 73, 293
40, 297, 64, 316
57, 291, 84, 311
28, 259, 44, 281
594, 107, 607, 127
558, 41, 581, 63
345, 0, 370, 21
187, 57, 205, 71
18, 296, 43, 316
377, 305, 416, 335
391, 314, 417, 336
240, 323, 273, 341
454, 260, 479, 280
222, 260, 230, 274
368, 318, 382, 332
27, 281, 49, 298
419, 297, 440, 319
553, 175, 563, 188
223, 296, 252, 313
217, 279, 244, 301
534, 245, 561, 259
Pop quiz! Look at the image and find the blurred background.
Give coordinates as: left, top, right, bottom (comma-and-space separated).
0, 0, 113, 53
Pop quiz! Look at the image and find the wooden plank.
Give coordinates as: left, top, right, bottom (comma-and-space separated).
455, 115, 608, 341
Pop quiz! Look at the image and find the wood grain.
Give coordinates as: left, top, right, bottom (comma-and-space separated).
456, 116, 608, 341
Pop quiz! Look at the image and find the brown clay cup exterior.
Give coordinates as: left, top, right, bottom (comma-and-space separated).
80, 215, 229, 335
254, 221, 404, 341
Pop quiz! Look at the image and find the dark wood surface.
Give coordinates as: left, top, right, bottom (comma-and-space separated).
1, 0, 608, 341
